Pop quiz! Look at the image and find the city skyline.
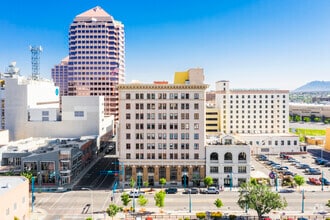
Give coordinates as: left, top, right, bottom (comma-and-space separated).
1, 0, 330, 90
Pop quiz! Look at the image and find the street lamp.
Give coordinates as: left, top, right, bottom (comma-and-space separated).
31, 176, 35, 212
82, 187, 94, 219
275, 172, 278, 192
137, 171, 142, 191
183, 172, 191, 213
321, 170, 324, 191
230, 172, 233, 191
112, 161, 125, 192
301, 189, 305, 213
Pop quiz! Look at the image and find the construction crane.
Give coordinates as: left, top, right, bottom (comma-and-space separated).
29, 45, 42, 80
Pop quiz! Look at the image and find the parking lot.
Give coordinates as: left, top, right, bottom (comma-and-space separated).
253, 145, 330, 189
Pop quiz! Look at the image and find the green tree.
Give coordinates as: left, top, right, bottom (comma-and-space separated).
154, 190, 166, 208
121, 192, 131, 206
237, 182, 287, 218
326, 199, 330, 208
106, 204, 122, 220
214, 198, 224, 209
159, 177, 166, 189
14, 217, 20, 220
293, 175, 305, 190
129, 177, 136, 189
294, 115, 301, 122
85, 218, 92, 220
303, 116, 311, 122
314, 117, 321, 122
203, 176, 213, 188
20, 171, 33, 183
143, 181, 149, 188
137, 194, 148, 207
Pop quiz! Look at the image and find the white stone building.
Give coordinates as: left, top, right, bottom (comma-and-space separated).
206, 134, 251, 188
0, 75, 113, 145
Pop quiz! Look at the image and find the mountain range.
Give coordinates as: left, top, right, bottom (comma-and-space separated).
292, 81, 330, 92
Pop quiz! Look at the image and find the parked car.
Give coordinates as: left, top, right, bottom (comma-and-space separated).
324, 162, 330, 167
306, 168, 321, 175
279, 188, 295, 193
165, 187, 178, 194
309, 177, 321, 185
297, 164, 310, 169
183, 187, 199, 194
205, 186, 220, 194
319, 177, 330, 185
282, 171, 294, 176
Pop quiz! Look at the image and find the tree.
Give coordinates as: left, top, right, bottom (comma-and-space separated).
237, 182, 287, 218
129, 177, 136, 189
137, 194, 148, 211
85, 218, 92, 220
143, 181, 149, 188
203, 176, 213, 188
303, 116, 311, 122
106, 204, 122, 220
159, 177, 166, 189
294, 115, 301, 122
154, 190, 166, 208
293, 175, 305, 190
20, 171, 33, 183
326, 199, 330, 208
121, 192, 131, 206
214, 198, 224, 209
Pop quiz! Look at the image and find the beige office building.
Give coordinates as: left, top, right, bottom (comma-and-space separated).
118, 68, 208, 187
0, 176, 29, 220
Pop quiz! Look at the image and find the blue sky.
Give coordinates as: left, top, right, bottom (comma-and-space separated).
1, 0, 330, 90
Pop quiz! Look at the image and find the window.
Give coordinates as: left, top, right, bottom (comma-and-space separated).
238, 152, 246, 161
210, 167, 218, 173
74, 111, 84, 117
224, 152, 232, 160
42, 111, 49, 116
126, 153, 131, 159
194, 133, 199, 140
126, 113, 131, 120
194, 103, 199, 110
238, 166, 247, 173
126, 93, 131, 99
224, 166, 232, 173
210, 152, 218, 161
126, 103, 131, 109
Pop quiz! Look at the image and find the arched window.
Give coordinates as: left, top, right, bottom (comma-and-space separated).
224, 152, 232, 160
210, 152, 218, 161
238, 152, 246, 160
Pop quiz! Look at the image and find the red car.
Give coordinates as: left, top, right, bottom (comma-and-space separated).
309, 177, 321, 185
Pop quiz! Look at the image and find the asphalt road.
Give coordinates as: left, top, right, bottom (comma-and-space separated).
32, 187, 330, 220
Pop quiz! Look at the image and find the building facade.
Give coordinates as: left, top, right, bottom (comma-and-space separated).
65, 6, 125, 120
0, 176, 29, 220
1, 75, 113, 144
0, 137, 96, 187
215, 80, 290, 135
205, 105, 220, 134
51, 56, 69, 97
118, 68, 208, 187
205, 135, 251, 188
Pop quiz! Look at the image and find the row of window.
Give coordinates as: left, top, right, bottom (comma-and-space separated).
210, 166, 247, 174
127, 123, 200, 130
125, 113, 200, 120
126, 143, 200, 150
125, 133, 200, 140
126, 153, 199, 160
224, 99, 286, 104
210, 152, 247, 161
223, 94, 286, 99
126, 103, 200, 110
226, 114, 285, 119
125, 93, 201, 100
223, 105, 286, 110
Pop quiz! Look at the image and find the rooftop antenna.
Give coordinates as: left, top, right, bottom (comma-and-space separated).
29, 45, 43, 80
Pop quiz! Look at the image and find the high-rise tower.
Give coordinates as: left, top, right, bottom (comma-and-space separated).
66, 6, 125, 119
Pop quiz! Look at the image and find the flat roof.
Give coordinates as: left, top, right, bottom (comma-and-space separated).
0, 176, 27, 196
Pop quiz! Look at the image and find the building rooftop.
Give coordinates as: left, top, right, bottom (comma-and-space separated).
0, 176, 27, 196
75, 6, 114, 22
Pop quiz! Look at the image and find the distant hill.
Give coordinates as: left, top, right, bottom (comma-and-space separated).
293, 81, 330, 93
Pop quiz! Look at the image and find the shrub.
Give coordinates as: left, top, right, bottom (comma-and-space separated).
196, 212, 206, 220
229, 214, 236, 220
211, 212, 222, 217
